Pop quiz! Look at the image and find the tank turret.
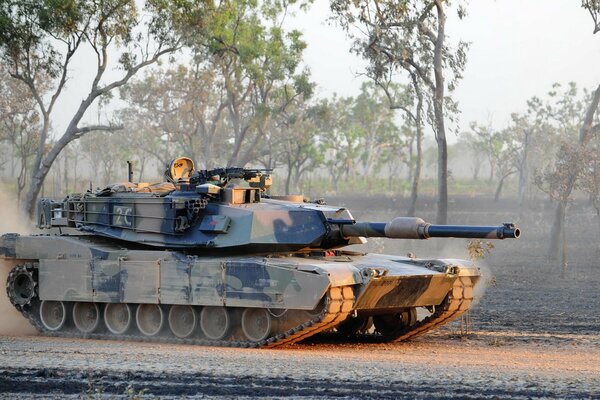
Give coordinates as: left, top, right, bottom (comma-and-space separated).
35, 157, 519, 253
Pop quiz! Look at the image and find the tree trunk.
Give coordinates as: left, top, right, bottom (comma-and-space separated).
408, 87, 423, 217
517, 132, 530, 208
549, 201, 566, 260
560, 223, 567, 278
433, 1, 448, 225
595, 212, 600, 257
63, 152, 69, 193
494, 175, 506, 202
138, 157, 146, 182
285, 163, 293, 195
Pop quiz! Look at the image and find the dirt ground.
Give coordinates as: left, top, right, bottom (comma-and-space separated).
1, 195, 599, 398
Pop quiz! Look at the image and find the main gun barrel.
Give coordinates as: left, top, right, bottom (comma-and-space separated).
339, 217, 520, 240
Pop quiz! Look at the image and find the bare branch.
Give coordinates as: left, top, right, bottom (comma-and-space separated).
73, 124, 124, 137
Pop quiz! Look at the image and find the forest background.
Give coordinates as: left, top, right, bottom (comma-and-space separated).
1, 0, 600, 270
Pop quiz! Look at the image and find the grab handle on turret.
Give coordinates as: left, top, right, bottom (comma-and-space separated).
339, 217, 520, 240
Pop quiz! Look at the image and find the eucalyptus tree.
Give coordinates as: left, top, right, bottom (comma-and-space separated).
0, 62, 41, 200
190, 0, 313, 167
534, 83, 600, 270
352, 82, 402, 183
467, 122, 518, 201
583, 0, 600, 33
270, 101, 326, 195
0, 0, 202, 216
330, 0, 468, 223
319, 96, 362, 192
503, 100, 555, 208
578, 136, 600, 248
120, 64, 230, 168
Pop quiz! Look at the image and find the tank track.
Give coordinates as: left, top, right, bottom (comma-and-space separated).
9, 276, 355, 349
384, 275, 475, 342
7, 262, 474, 347
313, 275, 476, 344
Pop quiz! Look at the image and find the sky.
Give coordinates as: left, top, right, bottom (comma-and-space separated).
53, 0, 600, 142
284, 0, 600, 137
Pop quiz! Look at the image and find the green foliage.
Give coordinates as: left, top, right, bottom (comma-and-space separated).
532, 83, 597, 202
582, 0, 600, 33
329, 0, 469, 133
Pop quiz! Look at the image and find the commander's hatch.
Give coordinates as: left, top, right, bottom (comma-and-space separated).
166, 157, 195, 184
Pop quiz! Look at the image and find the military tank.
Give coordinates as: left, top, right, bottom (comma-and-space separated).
3, 157, 519, 348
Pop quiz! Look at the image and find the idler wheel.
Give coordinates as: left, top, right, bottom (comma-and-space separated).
73, 302, 101, 333
104, 303, 133, 335
168, 305, 197, 339
40, 300, 67, 331
200, 306, 231, 340
373, 308, 417, 337
6, 264, 37, 308
136, 304, 164, 337
241, 308, 272, 342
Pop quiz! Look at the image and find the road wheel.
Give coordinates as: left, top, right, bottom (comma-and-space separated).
136, 304, 164, 337
336, 316, 371, 336
40, 300, 67, 331
168, 305, 197, 339
104, 303, 133, 335
241, 308, 272, 342
73, 302, 100, 333
200, 306, 231, 340
373, 308, 417, 337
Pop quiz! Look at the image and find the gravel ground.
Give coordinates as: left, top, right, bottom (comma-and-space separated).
0, 333, 599, 399
1, 195, 599, 399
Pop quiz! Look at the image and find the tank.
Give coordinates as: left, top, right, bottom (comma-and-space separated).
2, 157, 520, 348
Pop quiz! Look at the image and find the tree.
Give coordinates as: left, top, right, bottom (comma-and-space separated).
352, 82, 402, 185
0, 62, 41, 200
272, 102, 325, 195
320, 96, 362, 192
0, 0, 199, 216
194, 0, 313, 167
578, 139, 600, 252
583, 0, 600, 33
467, 122, 517, 201
121, 64, 230, 168
121, 1, 313, 171
330, 0, 468, 223
535, 84, 600, 271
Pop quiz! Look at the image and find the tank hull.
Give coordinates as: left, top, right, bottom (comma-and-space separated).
3, 233, 480, 347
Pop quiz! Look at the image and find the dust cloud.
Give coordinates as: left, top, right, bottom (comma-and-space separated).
435, 239, 494, 304
0, 189, 38, 336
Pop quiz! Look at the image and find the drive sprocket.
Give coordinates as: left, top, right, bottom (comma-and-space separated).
6, 263, 37, 310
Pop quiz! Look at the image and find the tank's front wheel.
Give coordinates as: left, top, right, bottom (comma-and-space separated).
104, 303, 132, 335
73, 302, 100, 333
373, 308, 417, 337
168, 305, 197, 338
200, 306, 231, 340
136, 304, 164, 337
40, 300, 67, 331
241, 308, 272, 342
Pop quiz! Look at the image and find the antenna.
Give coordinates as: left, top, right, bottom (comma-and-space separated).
127, 161, 133, 183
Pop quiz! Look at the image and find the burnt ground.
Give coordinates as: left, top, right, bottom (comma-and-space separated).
1, 195, 599, 399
